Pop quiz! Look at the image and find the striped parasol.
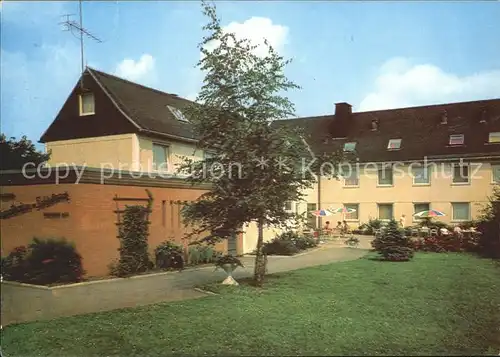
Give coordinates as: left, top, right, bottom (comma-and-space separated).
329, 207, 357, 214
310, 209, 333, 217
413, 209, 445, 218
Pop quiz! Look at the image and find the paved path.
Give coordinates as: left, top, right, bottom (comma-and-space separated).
173, 235, 373, 291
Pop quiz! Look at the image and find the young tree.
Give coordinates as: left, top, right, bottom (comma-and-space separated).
477, 185, 500, 259
0, 134, 50, 170
371, 219, 414, 261
179, 1, 344, 286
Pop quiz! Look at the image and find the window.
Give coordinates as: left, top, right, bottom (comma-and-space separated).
492, 164, 500, 183
489, 132, 500, 143
343, 142, 356, 152
307, 203, 318, 229
284, 201, 293, 212
452, 202, 470, 221
449, 134, 464, 146
152, 143, 169, 171
79, 92, 95, 115
378, 166, 393, 186
412, 166, 431, 185
343, 167, 359, 186
452, 163, 470, 184
167, 105, 188, 122
344, 204, 359, 220
413, 203, 430, 220
378, 204, 393, 220
387, 139, 402, 150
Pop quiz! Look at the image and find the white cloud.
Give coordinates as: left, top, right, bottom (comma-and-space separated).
358, 57, 500, 112
115, 54, 156, 83
203, 17, 289, 58
186, 16, 289, 100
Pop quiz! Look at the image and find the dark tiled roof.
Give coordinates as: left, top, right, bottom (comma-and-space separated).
88, 67, 198, 140
272, 99, 500, 162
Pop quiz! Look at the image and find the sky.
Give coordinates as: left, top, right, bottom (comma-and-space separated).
1, 1, 500, 147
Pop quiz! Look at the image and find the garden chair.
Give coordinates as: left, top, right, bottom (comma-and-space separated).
430, 229, 438, 237
411, 228, 419, 237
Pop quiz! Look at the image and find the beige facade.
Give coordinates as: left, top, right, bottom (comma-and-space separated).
46, 134, 203, 175
297, 160, 498, 229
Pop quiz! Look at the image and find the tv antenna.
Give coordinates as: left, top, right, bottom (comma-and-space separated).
60, 0, 102, 90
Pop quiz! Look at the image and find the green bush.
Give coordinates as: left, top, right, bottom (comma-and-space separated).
476, 185, 500, 259
116, 202, 153, 276
359, 219, 382, 235
188, 245, 222, 265
371, 220, 414, 261
263, 238, 299, 256
155, 241, 184, 270
2, 238, 85, 286
274, 231, 318, 251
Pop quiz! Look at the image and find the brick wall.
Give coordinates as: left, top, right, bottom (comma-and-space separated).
1, 182, 243, 277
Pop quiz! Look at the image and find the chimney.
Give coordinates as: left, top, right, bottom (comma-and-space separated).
440, 110, 448, 124
332, 102, 352, 137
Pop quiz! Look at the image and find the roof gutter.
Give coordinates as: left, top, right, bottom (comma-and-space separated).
139, 129, 199, 144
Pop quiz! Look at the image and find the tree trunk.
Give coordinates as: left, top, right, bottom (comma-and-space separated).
253, 218, 267, 287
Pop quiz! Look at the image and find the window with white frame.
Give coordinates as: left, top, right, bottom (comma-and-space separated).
284, 201, 293, 212
413, 203, 430, 220
343, 166, 359, 186
452, 163, 470, 184
344, 203, 359, 220
152, 143, 169, 172
387, 139, 402, 150
489, 132, 500, 144
378, 166, 393, 185
378, 203, 393, 220
449, 134, 464, 146
452, 202, 470, 221
492, 164, 500, 183
343, 142, 356, 152
412, 165, 431, 185
79, 92, 95, 116
167, 105, 188, 122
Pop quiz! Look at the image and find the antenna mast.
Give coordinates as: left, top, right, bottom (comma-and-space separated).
60, 0, 102, 90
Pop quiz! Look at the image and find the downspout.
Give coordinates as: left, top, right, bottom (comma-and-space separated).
317, 173, 321, 232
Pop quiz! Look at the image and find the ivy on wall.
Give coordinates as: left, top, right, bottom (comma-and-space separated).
114, 189, 154, 276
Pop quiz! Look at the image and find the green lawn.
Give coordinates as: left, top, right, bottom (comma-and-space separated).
2, 253, 499, 356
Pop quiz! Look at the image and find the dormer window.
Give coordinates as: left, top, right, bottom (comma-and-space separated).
440, 110, 448, 124
449, 134, 464, 146
343, 142, 356, 152
79, 92, 95, 116
489, 132, 500, 144
387, 139, 402, 150
167, 105, 188, 122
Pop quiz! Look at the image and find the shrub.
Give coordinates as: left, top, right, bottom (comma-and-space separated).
188, 244, 222, 265
116, 198, 153, 276
155, 241, 184, 270
359, 219, 382, 235
263, 237, 299, 256
2, 246, 30, 282
290, 235, 318, 250
2, 238, 85, 286
371, 219, 414, 261
476, 185, 500, 259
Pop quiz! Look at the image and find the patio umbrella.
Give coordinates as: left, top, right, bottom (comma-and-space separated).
413, 209, 446, 218
310, 209, 333, 217
330, 207, 357, 214
329, 207, 357, 221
